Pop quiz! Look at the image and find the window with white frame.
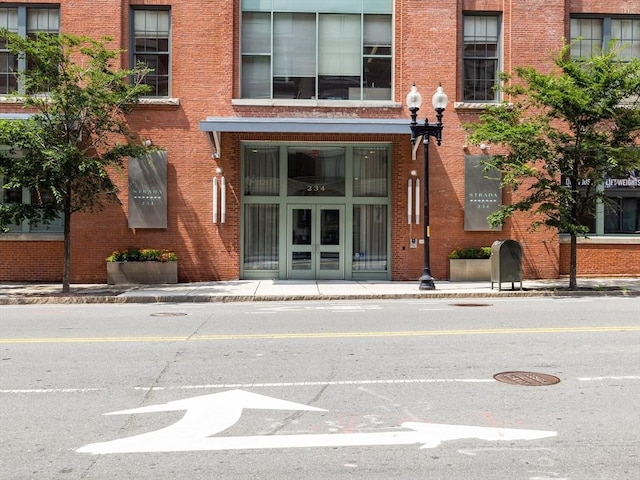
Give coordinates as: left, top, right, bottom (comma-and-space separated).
570, 16, 640, 236
241, 0, 393, 101
132, 8, 171, 97
462, 14, 501, 102
0, 6, 59, 95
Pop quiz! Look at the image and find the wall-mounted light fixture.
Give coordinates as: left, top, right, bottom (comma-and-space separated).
212, 168, 226, 224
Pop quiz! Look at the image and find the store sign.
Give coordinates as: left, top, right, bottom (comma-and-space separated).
563, 171, 640, 189
128, 151, 167, 228
464, 156, 502, 231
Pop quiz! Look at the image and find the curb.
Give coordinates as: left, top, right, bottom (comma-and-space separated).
1, 289, 638, 305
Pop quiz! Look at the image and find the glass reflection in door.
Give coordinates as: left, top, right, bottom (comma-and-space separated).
291, 208, 312, 270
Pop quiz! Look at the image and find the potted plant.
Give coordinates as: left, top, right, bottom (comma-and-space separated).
448, 246, 491, 282
106, 248, 178, 285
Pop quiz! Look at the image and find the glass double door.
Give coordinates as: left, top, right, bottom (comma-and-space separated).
287, 205, 344, 279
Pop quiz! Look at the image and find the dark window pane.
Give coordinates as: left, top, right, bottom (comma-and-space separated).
318, 75, 359, 100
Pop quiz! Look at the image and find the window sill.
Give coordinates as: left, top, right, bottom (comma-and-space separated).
1, 96, 180, 107
454, 101, 511, 110
0, 232, 63, 241
232, 99, 402, 108
559, 234, 640, 244
137, 97, 180, 107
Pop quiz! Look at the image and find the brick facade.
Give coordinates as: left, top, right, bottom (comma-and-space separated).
0, 0, 638, 283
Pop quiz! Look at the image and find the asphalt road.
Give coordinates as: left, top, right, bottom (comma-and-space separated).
1, 297, 639, 479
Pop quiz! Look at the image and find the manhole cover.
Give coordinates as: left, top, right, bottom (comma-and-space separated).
493, 371, 561, 386
450, 303, 492, 307
150, 312, 188, 317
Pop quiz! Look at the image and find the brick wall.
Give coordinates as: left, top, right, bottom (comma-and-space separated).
560, 243, 640, 276
0, 0, 637, 283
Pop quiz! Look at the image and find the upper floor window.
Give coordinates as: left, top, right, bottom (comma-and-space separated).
241, 1, 393, 101
571, 16, 640, 61
132, 9, 170, 97
0, 6, 59, 95
463, 14, 501, 102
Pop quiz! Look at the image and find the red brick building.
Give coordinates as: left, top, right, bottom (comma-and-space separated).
1, 0, 638, 283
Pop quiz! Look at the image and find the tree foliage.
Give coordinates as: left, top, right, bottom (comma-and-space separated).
0, 31, 153, 292
464, 42, 640, 288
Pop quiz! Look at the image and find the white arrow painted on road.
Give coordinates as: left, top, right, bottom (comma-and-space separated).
77, 390, 556, 454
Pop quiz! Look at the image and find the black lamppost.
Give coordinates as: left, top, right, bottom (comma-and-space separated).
406, 83, 448, 290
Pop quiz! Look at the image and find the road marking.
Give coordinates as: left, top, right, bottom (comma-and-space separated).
3, 376, 638, 394
77, 390, 557, 454
2, 325, 639, 344
577, 376, 640, 381
132, 378, 496, 391
250, 304, 382, 313
0, 388, 105, 393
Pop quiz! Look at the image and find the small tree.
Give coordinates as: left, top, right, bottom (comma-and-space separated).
0, 31, 152, 292
465, 43, 640, 289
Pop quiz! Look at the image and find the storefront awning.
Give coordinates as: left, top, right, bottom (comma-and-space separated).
199, 116, 410, 134
200, 116, 411, 159
201, 116, 423, 160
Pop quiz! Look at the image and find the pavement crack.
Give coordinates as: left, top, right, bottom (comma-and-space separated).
267, 368, 334, 435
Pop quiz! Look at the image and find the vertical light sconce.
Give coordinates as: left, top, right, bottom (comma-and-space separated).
415, 178, 420, 225
407, 178, 413, 225
220, 176, 226, 224
212, 177, 218, 223
407, 173, 421, 225
213, 168, 226, 224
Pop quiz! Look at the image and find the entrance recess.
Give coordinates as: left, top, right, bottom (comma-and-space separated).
287, 205, 344, 279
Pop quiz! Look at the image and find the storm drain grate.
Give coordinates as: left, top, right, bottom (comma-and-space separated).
150, 312, 189, 317
493, 371, 561, 386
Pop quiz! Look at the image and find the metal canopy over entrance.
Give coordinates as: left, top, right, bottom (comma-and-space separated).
199, 117, 397, 281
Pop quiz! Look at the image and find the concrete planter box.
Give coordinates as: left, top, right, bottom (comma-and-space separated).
449, 259, 491, 282
106, 261, 177, 285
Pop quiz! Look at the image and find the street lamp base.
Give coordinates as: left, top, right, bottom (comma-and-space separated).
419, 273, 436, 290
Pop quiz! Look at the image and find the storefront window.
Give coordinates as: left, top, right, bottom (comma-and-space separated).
353, 146, 388, 196
574, 172, 640, 235
352, 204, 387, 270
244, 146, 280, 196
243, 204, 279, 270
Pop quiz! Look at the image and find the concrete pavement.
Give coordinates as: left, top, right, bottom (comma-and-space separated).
1, 277, 639, 304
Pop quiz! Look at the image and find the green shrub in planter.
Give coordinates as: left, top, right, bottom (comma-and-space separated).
448, 246, 491, 260
106, 248, 178, 284
106, 248, 177, 263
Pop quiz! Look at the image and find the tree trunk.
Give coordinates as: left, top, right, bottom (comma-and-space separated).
569, 233, 577, 290
62, 193, 72, 293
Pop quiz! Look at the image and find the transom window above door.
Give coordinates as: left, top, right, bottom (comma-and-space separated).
241, 0, 393, 101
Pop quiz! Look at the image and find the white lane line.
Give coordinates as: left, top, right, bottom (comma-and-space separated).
0, 388, 105, 393
3, 376, 638, 394
133, 378, 496, 390
577, 376, 640, 381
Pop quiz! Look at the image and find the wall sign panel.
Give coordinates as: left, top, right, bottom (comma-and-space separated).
128, 151, 168, 229
464, 155, 502, 231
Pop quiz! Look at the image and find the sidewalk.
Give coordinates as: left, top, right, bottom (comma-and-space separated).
1, 277, 639, 304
